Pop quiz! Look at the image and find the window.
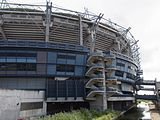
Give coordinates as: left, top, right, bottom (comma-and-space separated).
0, 63, 37, 71
6, 63, 17, 71
128, 66, 134, 70
57, 64, 65, 72
116, 62, 125, 67
27, 63, 36, 71
56, 65, 74, 72
115, 70, 124, 77
47, 65, 56, 74
57, 54, 66, 59
20, 102, 43, 111
17, 57, 26, 63
0, 51, 37, 63
76, 54, 85, 65
0, 57, 5, 62
0, 63, 7, 71
126, 73, 135, 80
6, 57, 16, 62
0, 63, 17, 71
57, 54, 76, 60
57, 53, 76, 64
17, 63, 26, 71
66, 65, 74, 72
27, 57, 36, 63
48, 52, 57, 63
75, 66, 84, 76
67, 55, 76, 59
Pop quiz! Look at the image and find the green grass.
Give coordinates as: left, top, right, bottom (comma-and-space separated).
38, 109, 120, 120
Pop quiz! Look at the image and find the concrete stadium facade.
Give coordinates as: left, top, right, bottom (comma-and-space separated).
0, 2, 142, 119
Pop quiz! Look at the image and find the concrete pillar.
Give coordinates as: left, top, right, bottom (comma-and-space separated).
102, 61, 107, 111
79, 14, 83, 46
43, 101, 47, 115
45, 2, 52, 42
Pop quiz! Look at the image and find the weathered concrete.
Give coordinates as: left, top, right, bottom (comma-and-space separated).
0, 96, 20, 120
89, 95, 106, 111
0, 89, 46, 120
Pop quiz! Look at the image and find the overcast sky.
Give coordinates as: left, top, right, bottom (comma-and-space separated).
7, 0, 160, 81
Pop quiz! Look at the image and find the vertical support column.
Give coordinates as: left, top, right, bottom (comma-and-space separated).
45, 78, 48, 100
0, 17, 7, 40
79, 14, 83, 46
90, 30, 96, 53
89, 13, 103, 53
65, 80, 68, 100
102, 60, 107, 110
56, 79, 58, 100
43, 101, 47, 116
45, 2, 52, 42
74, 78, 77, 100
155, 78, 159, 98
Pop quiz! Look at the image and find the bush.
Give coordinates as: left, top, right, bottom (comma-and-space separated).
38, 109, 120, 120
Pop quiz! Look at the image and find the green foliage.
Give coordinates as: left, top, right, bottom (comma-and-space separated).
137, 99, 152, 103
38, 109, 120, 120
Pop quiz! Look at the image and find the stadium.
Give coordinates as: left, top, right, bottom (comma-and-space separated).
0, 1, 142, 119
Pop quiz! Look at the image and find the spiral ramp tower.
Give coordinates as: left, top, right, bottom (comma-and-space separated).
85, 50, 121, 110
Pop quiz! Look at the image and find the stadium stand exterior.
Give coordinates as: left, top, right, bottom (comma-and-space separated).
0, 2, 142, 119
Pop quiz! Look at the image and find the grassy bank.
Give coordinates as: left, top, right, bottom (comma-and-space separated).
38, 109, 120, 120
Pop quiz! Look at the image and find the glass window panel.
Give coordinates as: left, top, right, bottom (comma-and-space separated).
48, 52, 57, 63
47, 65, 56, 74
6, 57, 16, 62
57, 59, 66, 64
17, 57, 26, 63
0, 57, 6, 62
116, 62, 125, 67
27, 57, 36, 63
76, 55, 84, 65
126, 73, 135, 80
17, 63, 26, 71
27, 63, 36, 71
6, 63, 17, 71
66, 65, 74, 72
56, 65, 74, 72
0, 63, 6, 70
67, 59, 75, 64
57, 71, 65, 75
75, 66, 83, 76
115, 70, 124, 77
57, 54, 66, 59
56, 65, 65, 72
66, 72, 74, 75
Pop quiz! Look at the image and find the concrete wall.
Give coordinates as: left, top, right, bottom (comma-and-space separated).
0, 96, 20, 120
89, 95, 104, 111
0, 89, 46, 120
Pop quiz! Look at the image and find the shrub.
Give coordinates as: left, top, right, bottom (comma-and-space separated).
38, 109, 120, 120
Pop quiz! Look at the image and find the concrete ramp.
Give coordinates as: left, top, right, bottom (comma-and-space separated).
0, 96, 20, 120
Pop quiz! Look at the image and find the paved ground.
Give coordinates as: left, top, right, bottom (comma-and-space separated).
149, 103, 160, 120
